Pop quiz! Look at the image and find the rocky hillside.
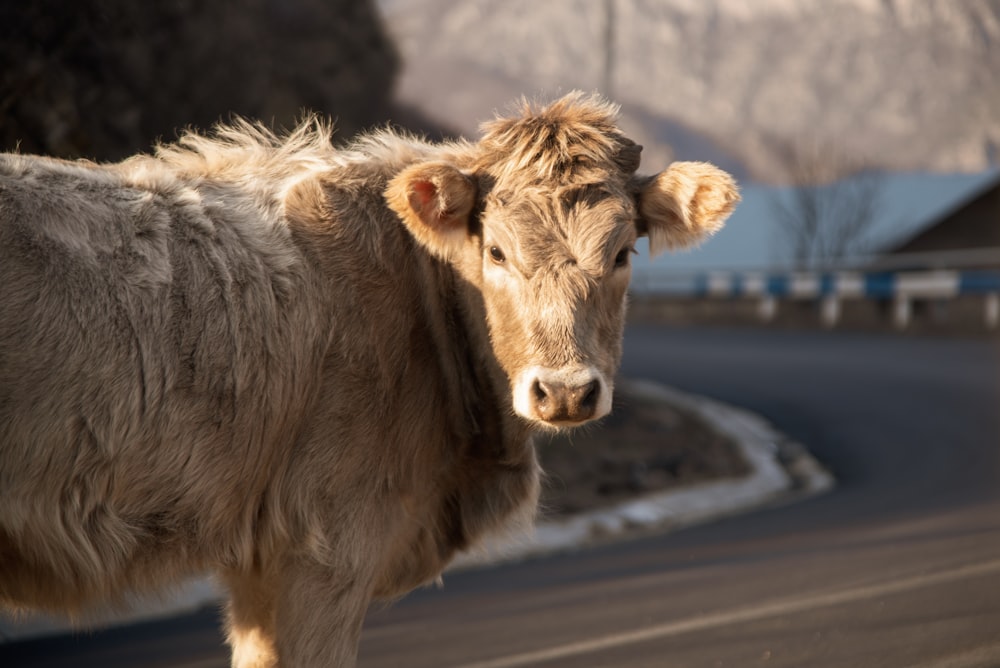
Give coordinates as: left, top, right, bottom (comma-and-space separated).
379, 0, 1000, 184
0, 0, 399, 161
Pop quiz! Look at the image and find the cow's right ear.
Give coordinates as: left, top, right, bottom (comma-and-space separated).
633, 162, 739, 257
385, 161, 477, 260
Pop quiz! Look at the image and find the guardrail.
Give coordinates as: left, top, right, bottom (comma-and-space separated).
631, 252, 1000, 330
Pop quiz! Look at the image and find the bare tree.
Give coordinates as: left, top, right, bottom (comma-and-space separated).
770, 143, 884, 269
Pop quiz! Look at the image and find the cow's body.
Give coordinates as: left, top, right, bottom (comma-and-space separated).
0, 94, 738, 666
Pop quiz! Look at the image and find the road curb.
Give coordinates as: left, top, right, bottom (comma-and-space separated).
0, 380, 833, 642
449, 378, 834, 570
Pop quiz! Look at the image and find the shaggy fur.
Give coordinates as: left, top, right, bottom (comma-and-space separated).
0, 92, 738, 666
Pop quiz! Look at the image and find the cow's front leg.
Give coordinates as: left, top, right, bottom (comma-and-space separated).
273, 554, 376, 668
224, 571, 279, 668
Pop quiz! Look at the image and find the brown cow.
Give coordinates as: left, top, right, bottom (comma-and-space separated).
0, 92, 738, 666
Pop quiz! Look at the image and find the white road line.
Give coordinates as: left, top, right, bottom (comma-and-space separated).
454, 559, 1000, 668
909, 642, 1000, 668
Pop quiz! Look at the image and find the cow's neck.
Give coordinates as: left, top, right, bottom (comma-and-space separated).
425, 254, 532, 452
422, 254, 540, 548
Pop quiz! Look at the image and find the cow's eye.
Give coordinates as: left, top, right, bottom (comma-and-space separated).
614, 247, 632, 269
488, 246, 506, 264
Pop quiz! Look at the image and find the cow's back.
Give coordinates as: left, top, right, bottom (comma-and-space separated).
0, 154, 330, 609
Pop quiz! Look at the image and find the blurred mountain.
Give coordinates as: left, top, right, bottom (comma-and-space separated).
378, 0, 1000, 184
0, 0, 399, 161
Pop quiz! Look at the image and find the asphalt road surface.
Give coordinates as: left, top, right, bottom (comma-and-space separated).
4, 325, 1000, 667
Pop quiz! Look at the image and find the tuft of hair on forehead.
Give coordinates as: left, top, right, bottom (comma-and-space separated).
475, 91, 641, 185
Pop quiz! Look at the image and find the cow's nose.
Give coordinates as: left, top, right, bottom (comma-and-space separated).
530, 377, 602, 424
513, 366, 612, 426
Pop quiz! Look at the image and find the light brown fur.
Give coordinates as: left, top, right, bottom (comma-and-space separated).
0, 92, 738, 666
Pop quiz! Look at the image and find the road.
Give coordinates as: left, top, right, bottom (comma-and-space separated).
4, 326, 1000, 667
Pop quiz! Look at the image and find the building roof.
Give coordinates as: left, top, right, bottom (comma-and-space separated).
886, 174, 1000, 255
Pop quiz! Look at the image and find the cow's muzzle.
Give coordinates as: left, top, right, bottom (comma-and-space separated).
513, 366, 611, 427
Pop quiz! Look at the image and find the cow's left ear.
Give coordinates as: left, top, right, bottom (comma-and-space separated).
385, 161, 477, 260
633, 161, 740, 257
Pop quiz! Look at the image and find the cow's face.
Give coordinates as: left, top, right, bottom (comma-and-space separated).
387, 94, 738, 429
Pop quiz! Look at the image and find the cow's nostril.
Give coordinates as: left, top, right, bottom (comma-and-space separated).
532, 379, 548, 403
579, 379, 600, 410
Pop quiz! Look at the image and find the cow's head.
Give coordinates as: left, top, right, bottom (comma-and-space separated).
387, 93, 738, 429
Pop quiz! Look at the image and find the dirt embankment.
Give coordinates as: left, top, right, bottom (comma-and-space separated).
537, 382, 751, 518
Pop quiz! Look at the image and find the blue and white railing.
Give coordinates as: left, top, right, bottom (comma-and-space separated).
631, 258, 1000, 329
